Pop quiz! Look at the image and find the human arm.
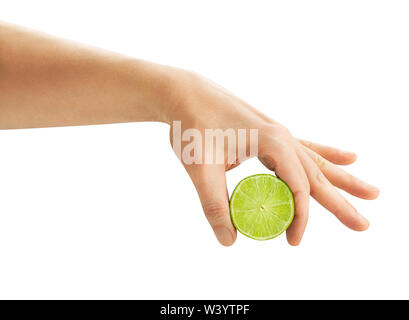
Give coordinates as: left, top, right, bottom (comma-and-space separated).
0, 22, 380, 246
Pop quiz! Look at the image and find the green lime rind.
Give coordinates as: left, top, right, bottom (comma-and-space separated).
230, 174, 295, 241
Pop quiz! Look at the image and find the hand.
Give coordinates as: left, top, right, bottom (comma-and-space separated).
0, 23, 379, 247
165, 70, 380, 246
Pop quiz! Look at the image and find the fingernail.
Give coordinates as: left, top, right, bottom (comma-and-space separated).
357, 213, 370, 230
343, 150, 356, 156
214, 227, 234, 246
345, 152, 358, 162
364, 182, 380, 193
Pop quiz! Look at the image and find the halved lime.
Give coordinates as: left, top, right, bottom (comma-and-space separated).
230, 174, 294, 240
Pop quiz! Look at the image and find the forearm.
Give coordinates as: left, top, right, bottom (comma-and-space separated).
0, 22, 175, 129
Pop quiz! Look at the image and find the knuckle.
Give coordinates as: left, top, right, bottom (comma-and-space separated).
202, 201, 229, 222
259, 124, 295, 155
314, 154, 327, 169
332, 206, 343, 219
348, 175, 363, 189
274, 124, 291, 136
302, 140, 314, 149
345, 174, 356, 185
264, 123, 292, 139
315, 171, 326, 184
299, 175, 311, 194
293, 189, 310, 202
332, 199, 352, 220
310, 171, 327, 197
270, 138, 290, 153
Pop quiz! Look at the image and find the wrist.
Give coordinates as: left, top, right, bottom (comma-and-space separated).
157, 68, 203, 124
123, 59, 185, 124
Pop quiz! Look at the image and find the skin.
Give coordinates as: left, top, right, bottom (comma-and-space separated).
0, 22, 380, 246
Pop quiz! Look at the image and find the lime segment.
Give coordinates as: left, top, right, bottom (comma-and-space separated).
230, 174, 294, 240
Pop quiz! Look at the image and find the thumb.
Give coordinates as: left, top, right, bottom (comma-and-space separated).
186, 164, 236, 246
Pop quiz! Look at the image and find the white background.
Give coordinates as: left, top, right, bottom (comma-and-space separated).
0, 0, 408, 299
